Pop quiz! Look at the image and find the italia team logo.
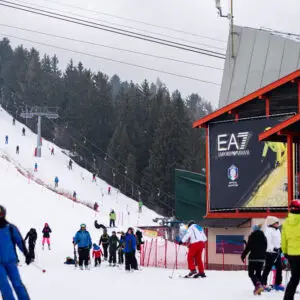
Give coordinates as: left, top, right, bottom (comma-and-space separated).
228, 165, 238, 181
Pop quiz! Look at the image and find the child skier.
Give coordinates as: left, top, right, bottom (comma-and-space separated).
118, 231, 126, 264
108, 186, 111, 195
34, 163, 38, 172
16, 145, 19, 154
109, 231, 119, 266
42, 223, 52, 250
94, 202, 99, 212
241, 224, 267, 295
0, 205, 32, 299
51, 147, 54, 155
99, 229, 109, 261
68, 159, 73, 170
92, 173, 96, 182
73, 191, 77, 201
5, 135, 8, 144
92, 243, 103, 267
22, 127, 25, 136
24, 228, 38, 261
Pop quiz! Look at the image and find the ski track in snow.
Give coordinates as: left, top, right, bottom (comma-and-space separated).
0, 108, 298, 299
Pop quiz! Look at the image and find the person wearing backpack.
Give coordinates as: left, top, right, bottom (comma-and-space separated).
0, 205, 32, 299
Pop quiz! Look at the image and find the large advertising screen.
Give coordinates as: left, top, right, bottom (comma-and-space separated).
209, 116, 289, 210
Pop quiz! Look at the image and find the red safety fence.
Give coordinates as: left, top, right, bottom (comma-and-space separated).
140, 238, 191, 269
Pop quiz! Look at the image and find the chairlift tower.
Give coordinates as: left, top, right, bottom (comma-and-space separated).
20, 106, 59, 157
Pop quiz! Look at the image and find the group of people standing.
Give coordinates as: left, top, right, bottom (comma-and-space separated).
73, 224, 139, 272
242, 199, 300, 299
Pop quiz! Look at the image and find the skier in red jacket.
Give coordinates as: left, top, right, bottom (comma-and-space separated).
92, 243, 103, 267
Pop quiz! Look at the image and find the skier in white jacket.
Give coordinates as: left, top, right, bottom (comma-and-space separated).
179, 221, 207, 278
261, 216, 284, 291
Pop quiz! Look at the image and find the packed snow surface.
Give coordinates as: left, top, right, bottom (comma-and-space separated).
0, 108, 298, 299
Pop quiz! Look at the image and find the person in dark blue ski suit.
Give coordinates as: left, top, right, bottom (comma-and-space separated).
124, 227, 138, 271
0, 205, 32, 300
73, 224, 92, 270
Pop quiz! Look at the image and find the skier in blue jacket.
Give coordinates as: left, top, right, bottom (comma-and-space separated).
0, 205, 32, 299
124, 227, 138, 271
73, 224, 92, 270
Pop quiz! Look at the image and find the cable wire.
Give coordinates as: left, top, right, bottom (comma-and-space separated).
0, 1, 226, 59
0, 32, 221, 84
43, 0, 227, 43
0, 24, 223, 71
13, 0, 226, 51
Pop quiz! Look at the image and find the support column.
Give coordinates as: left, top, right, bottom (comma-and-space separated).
36, 116, 42, 157
287, 135, 294, 205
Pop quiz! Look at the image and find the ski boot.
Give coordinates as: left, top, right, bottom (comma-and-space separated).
263, 285, 272, 292
109, 262, 112, 266
48, 245, 51, 250
254, 283, 264, 295
80, 266, 84, 270
113, 263, 116, 267
193, 272, 206, 278
184, 270, 197, 278
274, 284, 285, 291
42, 245, 44, 250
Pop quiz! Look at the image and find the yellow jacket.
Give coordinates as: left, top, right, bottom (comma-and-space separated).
281, 213, 300, 255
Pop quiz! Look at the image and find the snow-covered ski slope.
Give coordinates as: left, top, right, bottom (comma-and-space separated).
0, 107, 158, 227
0, 108, 297, 300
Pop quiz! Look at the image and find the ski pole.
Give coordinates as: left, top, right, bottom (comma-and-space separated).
31, 262, 46, 273
169, 245, 181, 279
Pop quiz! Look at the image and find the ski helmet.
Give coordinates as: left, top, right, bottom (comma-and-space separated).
0, 205, 6, 218
290, 199, 300, 213
80, 223, 86, 229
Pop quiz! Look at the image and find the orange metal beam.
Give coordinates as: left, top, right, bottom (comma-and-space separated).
287, 134, 294, 205
193, 69, 300, 128
206, 212, 288, 219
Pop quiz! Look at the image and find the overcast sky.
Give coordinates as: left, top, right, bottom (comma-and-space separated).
0, 0, 300, 107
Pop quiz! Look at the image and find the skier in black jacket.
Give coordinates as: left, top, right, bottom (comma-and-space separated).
24, 228, 37, 260
108, 231, 119, 266
99, 229, 109, 261
241, 224, 267, 295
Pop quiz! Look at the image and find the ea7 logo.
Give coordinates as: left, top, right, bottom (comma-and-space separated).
217, 132, 250, 152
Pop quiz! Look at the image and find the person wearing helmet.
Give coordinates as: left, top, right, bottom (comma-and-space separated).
262, 216, 284, 291
282, 200, 300, 300
42, 223, 52, 250
0, 205, 32, 299
178, 221, 207, 278
99, 228, 110, 261
73, 224, 92, 270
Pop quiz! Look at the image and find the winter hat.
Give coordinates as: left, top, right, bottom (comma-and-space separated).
0, 205, 6, 219
252, 224, 262, 231
290, 199, 300, 212
188, 220, 195, 228
266, 216, 280, 226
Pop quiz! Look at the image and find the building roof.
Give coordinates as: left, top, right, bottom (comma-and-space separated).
219, 26, 300, 107
259, 114, 300, 143
193, 69, 300, 128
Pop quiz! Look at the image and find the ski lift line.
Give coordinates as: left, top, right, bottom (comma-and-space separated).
45, 120, 175, 208
0, 33, 221, 85
42, 0, 227, 44
0, 1, 226, 59
46, 117, 176, 202
0, 24, 223, 71
11, 0, 227, 51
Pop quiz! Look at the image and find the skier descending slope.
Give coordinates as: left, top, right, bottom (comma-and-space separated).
0, 205, 32, 300
73, 224, 92, 270
241, 224, 267, 295
178, 221, 207, 278
42, 223, 52, 250
282, 199, 300, 300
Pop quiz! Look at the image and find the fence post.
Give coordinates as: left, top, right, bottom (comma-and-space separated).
140, 244, 143, 266
147, 239, 153, 267
155, 239, 158, 267
221, 240, 224, 271
175, 242, 178, 269
164, 239, 168, 268
143, 240, 148, 266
